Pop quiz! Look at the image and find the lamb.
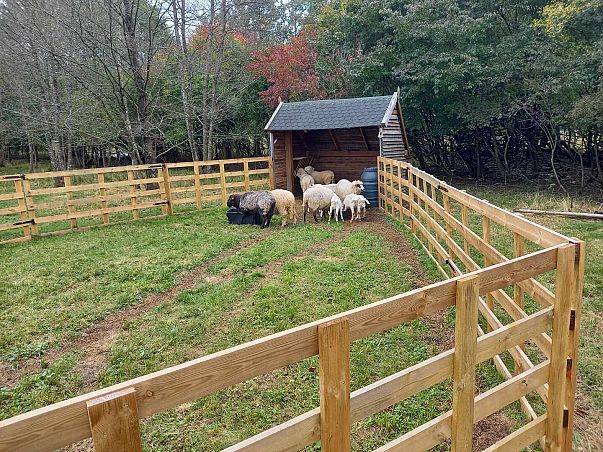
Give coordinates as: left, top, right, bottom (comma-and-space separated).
334, 179, 364, 200
343, 194, 370, 222
328, 194, 344, 222
302, 185, 337, 222
270, 189, 297, 227
295, 167, 315, 192
304, 165, 335, 185
227, 191, 276, 228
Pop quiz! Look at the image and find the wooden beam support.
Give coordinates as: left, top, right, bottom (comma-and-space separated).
359, 127, 370, 152
546, 244, 577, 451
86, 388, 142, 452
318, 318, 350, 452
328, 129, 340, 151
451, 275, 479, 451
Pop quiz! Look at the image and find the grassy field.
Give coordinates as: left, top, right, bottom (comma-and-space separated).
0, 161, 600, 450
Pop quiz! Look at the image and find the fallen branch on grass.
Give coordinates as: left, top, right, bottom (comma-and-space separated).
514, 208, 603, 220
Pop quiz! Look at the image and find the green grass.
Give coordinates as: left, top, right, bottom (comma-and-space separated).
1, 161, 599, 450
0, 199, 454, 450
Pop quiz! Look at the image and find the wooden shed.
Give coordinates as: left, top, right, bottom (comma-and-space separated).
265, 92, 410, 192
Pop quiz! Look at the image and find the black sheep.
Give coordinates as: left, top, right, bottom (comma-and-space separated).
227, 191, 276, 228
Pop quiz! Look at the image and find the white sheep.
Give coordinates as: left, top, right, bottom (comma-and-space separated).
334, 179, 364, 200
302, 185, 337, 222
304, 165, 335, 185
328, 194, 344, 222
270, 189, 297, 227
295, 167, 315, 192
343, 194, 370, 222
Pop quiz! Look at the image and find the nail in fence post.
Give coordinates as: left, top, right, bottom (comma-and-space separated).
546, 244, 576, 451
87, 387, 143, 452
451, 274, 479, 452
318, 318, 351, 452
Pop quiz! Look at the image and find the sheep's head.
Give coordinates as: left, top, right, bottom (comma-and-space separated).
351, 180, 365, 194
304, 165, 315, 173
227, 193, 241, 208
295, 167, 307, 178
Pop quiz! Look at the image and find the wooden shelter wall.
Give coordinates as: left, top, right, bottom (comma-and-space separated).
381, 111, 408, 159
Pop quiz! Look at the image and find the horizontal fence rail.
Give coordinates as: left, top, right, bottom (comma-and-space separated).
0, 158, 583, 452
377, 156, 584, 451
0, 157, 273, 245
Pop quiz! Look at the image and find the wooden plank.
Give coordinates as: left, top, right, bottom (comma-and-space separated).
451, 275, 479, 451
564, 239, 585, 450
13, 179, 30, 237
243, 161, 251, 191
219, 162, 227, 205
483, 216, 494, 327
483, 415, 546, 452
409, 165, 569, 247
161, 165, 174, 215
268, 157, 275, 189
411, 185, 555, 307
193, 162, 203, 209
0, 248, 558, 452
513, 232, 525, 309
127, 171, 140, 220
86, 388, 142, 452
97, 173, 109, 224
318, 319, 351, 452
227, 308, 552, 452
376, 361, 550, 451
63, 176, 78, 229
546, 244, 576, 451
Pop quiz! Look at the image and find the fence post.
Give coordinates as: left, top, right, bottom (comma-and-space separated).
127, 170, 140, 220
193, 161, 203, 210
243, 160, 251, 191
97, 173, 109, 224
460, 204, 469, 254
64, 175, 78, 229
13, 177, 31, 238
219, 161, 227, 205
451, 274, 479, 452
377, 157, 384, 210
546, 243, 576, 451
318, 318, 351, 452
161, 164, 174, 215
87, 387, 143, 452
564, 239, 585, 450
268, 157, 275, 190
513, 232, 525, 309
22, 177, 38, 235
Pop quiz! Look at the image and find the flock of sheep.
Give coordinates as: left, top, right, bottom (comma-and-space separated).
226, 165, 370, 229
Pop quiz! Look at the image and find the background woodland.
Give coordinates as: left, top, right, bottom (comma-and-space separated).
0, 0, 601, 192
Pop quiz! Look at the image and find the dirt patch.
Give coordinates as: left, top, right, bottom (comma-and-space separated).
473, 411, 514, 450
0, 229, 274, 388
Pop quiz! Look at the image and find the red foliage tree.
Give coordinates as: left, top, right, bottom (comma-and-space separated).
248, 30, 324, 107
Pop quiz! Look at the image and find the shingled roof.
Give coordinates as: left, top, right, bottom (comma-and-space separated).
265, 94, 396, 131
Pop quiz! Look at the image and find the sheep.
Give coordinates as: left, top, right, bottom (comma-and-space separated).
302, 185, 337, 222
334, 179, 364, 200
328, 194, 344, 222
227, 191, 276, 228
304, 165, 335, 185
343, 194, 370, 222
295, 167, 315, 192
270, 189, 297, 227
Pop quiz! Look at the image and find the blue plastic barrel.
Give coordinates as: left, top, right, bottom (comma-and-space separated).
361, 166, 378, 208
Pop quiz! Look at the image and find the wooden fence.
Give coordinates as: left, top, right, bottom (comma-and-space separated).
0, 157, 273, 245
0, 158, 583, 452
377, 156, 584, 451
